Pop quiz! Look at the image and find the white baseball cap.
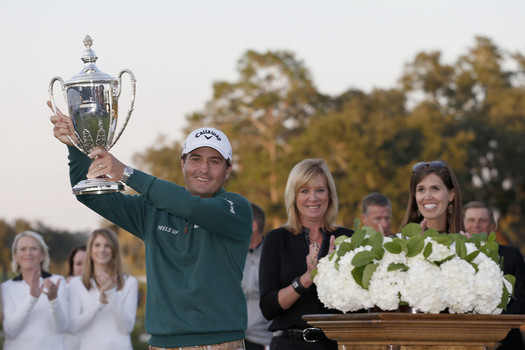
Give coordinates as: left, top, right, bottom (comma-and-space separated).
181, 127, 233, 162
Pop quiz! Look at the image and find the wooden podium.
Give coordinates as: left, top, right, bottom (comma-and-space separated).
304, 313, 525, 350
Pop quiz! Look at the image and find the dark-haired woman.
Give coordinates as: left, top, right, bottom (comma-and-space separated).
400, 160, 464, 233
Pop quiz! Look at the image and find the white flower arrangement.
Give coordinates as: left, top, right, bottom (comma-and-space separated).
314, 221, 515, 314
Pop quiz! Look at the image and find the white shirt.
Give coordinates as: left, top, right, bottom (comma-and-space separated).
68, 275, 138, 350
242, 243, 272, 346
64, 279, 81, 350
2, 274, 68, 350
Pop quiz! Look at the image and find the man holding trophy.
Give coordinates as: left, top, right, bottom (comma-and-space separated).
49, 36, 252, 350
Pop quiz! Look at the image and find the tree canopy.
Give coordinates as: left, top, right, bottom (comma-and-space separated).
136, 36, 525, 250
4, 36, 525, 280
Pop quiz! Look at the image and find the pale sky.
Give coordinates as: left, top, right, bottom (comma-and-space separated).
1, 0, 524, 233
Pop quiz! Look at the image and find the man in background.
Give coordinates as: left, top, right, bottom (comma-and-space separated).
464, 201, 498, 235
242, 203, 272, 350
464, 201, 525, 350
360, 192, 393, 236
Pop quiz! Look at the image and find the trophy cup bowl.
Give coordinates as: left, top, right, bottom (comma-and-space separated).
49, 35, 136, 195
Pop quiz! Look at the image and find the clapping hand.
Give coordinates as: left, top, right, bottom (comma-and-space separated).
96, 271, 117, 304
306, 243, 320, 276
28, 270, 60, 301
41, 278, 60, 301
327, 235, 336, 255
29, 269, 41, 299
419, 218, 428, 231
459, 230, 472, 238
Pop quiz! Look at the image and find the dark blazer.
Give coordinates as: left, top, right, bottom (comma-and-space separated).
498, 245, 525, 350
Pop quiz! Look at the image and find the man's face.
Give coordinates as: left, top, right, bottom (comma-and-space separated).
361, 205, 392, 236
464, 207, 496, 234
181, 147, 231, 198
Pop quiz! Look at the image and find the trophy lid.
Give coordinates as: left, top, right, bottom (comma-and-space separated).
66, 35, 117, 85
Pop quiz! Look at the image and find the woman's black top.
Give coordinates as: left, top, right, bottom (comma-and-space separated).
259, 226, 353, 331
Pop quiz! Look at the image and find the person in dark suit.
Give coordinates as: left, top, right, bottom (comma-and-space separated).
360, 192, 393, 237
464, 201, 525, 350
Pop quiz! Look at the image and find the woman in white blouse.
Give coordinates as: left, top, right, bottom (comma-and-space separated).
2, 230, 68, 350
68, 228, 138, 350
64, 244, 86, 350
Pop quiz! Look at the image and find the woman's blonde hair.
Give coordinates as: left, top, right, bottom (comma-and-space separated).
284, 158, 339, 234
82, 228, 125, 290
11, 231, 50, 274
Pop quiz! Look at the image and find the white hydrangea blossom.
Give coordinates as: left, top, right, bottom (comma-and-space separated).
425, 237, 455, 263
400, 258, 446, 313
472, 251, 506, 314
440, 257, 477, 313
315, 233, 511, 315
368, 249, 406, 310
315, 246, 373, 312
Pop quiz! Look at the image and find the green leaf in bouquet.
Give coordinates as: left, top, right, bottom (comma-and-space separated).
478, 233, 499, 261
328, 250, 337, 261
351, 228, 367, 248
468, 232, 487, 248
505, 274, 516, 295
422, 228, 439, 238
423, 241, 433, 259
368, 231, 384, 259
363, 244, 384, 261
478, 237, 500, 264
482, 246, 500, 264
334, 235, 350, 246
351, 265, 366, 288
384, 241, 402, 254
465, 250, 480, 263
363, 225, 381, 235
406, 236, 424, 257
454, 237, 467, 259
354, 217, 362, 231
498, 287, 510, 310
387, 262, 408, 272
498, 276, 513, 310
362, 263, 378, 289
392, 237, 408, 252
498, 254, 505, 270
434, 254, 455, 266
431, 235, 454, 247
337, 242, 353, 259
352, 250, 375, 267
486, 231, 497, 244
375, 248, 385, 262
483, 241, 499, 252
469, 261, 479, 273
400, 223, 422, 238
333, 242, 351, 267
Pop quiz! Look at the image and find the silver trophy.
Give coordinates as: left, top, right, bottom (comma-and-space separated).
49, 35, 136, 195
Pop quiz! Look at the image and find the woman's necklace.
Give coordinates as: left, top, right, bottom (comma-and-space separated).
310, 233, 323, 245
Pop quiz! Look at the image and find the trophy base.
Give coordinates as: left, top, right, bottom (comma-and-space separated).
72, 178, 124, 195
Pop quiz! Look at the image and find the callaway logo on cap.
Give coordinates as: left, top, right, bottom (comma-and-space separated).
182, 127, 233, 162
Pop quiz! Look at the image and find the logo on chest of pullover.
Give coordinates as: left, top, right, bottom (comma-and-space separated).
157, 225, 178, 235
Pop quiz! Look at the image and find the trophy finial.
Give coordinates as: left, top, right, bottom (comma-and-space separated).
83, 35, 93, 49
81, 35, 97, 64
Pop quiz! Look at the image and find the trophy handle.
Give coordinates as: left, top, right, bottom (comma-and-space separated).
48, 76, 88, 155
109, 69, 136, 149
